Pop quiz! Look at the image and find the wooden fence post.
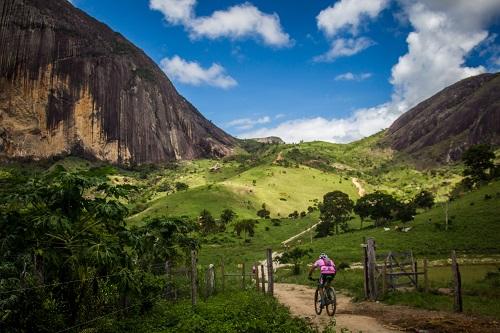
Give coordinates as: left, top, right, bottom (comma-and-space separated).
260, 264, 266, 293
191, 250, 197, 306
205, 264, 215, 297
267, 248, 274, 295
451, 251, 463, 312
413, 260, 418, 290
362, 237, 369, 299
241, 262, 246, 290
254, 263, 260, 291
423, 259, 429, 293
366, 238, 377, 300
382, 260, 387, 295
220, 259, 225, 292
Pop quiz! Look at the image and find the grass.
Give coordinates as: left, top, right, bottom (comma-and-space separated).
128, 163, 359, 223
198, 214, 319, 267
288, 180, 500, 263
95, 291, 316, 333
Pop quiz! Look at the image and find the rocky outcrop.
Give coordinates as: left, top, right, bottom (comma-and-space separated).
252, 136, 285, 144
0, 0, 236, 164
384, 73, 500, 165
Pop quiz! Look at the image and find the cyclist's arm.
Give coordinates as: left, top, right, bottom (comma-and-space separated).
307, 264, 317, 278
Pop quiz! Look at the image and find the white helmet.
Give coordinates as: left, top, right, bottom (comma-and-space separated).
319, 253, 328, 259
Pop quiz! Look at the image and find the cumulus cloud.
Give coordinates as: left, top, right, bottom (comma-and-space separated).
390, 1, 491, 108
160, 55, 237, 89
227, 116, 271, 130
317, 0, 389, 37
240, 103, 399, 143
314, 37, 375, 62
314, 0, 388, 61
335, 72, 372, 81
150, 0, 291, 47
149, 0, 195, 24
243, 0, 500, 143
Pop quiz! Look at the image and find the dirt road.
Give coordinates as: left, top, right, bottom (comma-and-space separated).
274, 283, 395, 332
351, 178, 366, 197
274, 283, 500, 333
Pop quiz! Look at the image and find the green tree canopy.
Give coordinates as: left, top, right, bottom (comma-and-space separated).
317, 191, 353, 237
234, 219, 257, 242
353, 191, 398, 226
220, 209, 237, 231
462, 144, 496, 186
199, 209, 216, 234
257, 203, 271, 219
412, 190, 435, 209
276, 247, 313, 275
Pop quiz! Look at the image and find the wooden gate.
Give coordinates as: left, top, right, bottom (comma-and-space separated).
363, 238, 428, 300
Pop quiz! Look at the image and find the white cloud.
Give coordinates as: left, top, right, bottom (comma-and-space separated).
314, 37, 375, 62
243, 0, 500, 143
160, 55, 237, 89
317, 0, 389, 37
389, 1, 494, 108
227, 116, 271, 130
314, 0, 388, 60
150, 0, 291, 47
240, 103, 398, 143
335, 72, 372, 81
149, 0, 195, 24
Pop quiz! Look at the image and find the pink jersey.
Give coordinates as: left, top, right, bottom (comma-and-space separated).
314, 258, 336, 274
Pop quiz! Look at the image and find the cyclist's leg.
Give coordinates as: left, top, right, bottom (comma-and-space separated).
324, 275, 335, 301
318, 274, 326, 305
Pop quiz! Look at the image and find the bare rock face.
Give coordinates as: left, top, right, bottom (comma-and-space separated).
0, 0, 236, 164
252, 137, 285, 144
384, 73, 500, 165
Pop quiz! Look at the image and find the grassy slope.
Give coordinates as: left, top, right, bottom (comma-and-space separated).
128, 163, 359, 222
290, 180, 500, 263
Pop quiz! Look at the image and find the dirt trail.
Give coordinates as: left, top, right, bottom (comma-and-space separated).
351, 178, 366, 197
274, 283, 395, 333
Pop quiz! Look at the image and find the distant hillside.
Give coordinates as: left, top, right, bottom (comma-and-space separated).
0, 0, 235, 164
384, 73, 500, 166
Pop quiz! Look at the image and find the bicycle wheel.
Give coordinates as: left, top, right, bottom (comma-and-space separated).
325, 287, 337, 316
314, 288, 322, 315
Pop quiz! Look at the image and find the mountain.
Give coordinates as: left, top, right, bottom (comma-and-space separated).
0, 0, 235, 164
384, 73, 500, 165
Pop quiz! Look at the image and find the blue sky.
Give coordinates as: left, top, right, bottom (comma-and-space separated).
71, 0, 500, 142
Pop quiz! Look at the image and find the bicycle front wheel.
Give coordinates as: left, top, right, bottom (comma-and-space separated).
314, 288, 322, 315
325, 287, 337, 316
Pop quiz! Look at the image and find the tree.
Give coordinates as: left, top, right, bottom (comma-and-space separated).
300, 211, 307, 218
462, 144, 496, 186
288, 210, 299, 219
0, 168, 199, 332
220, 209, 236, 231
394, 202, 416, 222
199, 209, 216, 234
354, 197, 371, 230
276, 247, 313, 275
175, 182, 189, 191
354, 191, 398, 226
317, 191, 353, 236
412, 190, 435, 209
234, 219, 256, 242
257, 203, 271, 219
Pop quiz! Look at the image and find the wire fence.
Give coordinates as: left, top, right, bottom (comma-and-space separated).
0, 249, 276, 332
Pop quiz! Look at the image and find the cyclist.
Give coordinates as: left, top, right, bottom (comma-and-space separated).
308, 253, 336, 306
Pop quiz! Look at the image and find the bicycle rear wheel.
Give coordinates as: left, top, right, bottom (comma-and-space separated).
314, 288, 322, 315
325, 287, 337, 316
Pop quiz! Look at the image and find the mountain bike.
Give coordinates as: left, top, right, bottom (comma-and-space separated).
309, 276, 336, 316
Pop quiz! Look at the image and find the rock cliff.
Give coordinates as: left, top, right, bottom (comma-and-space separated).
0, 0, 236, 164
384, 73, 500, 165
